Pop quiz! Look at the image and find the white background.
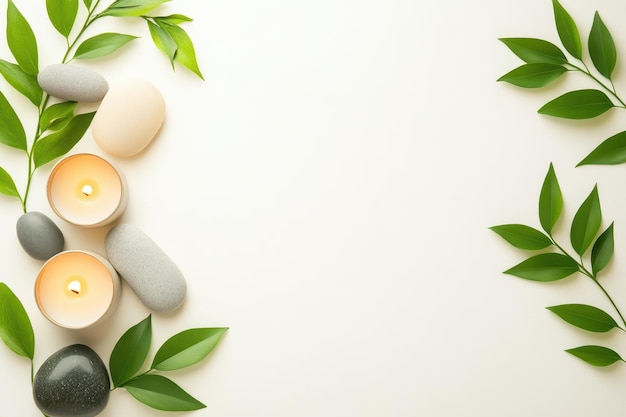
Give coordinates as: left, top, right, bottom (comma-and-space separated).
2, 0, 626, 416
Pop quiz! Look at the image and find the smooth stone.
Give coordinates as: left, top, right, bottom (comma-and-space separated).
16, 211, 64, 260
105, 224, 186, 312
38, 64, 108, 102
92, 79, 165, 157
33, 344, 110, 417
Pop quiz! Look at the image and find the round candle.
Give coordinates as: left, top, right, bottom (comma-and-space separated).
35, 250, 121, 329
47, 153, 128, 227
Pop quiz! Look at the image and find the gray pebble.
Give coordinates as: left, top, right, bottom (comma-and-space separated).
105, 224, 186, 313
16, 211, 64, 260
38, 64, 108, 102
33, 344, 110, 417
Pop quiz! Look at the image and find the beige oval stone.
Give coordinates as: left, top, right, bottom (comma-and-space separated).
92, 79, 165, 157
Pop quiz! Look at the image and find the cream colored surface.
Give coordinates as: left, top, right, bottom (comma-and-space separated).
1, 0, 626, 416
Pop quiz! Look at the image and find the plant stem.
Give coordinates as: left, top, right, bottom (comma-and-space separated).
567, 62, 626, 108
551, 237, 626, 329
21, 0, 104, 212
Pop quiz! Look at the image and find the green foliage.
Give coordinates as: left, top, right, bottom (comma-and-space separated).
110, 315, 227, 411
498, 1, 626, 165
0, 283, 34, 360
124, 375, 205, 411
566, 345, 623, 367
491, 164, 624, 368
73, 32, 138, 60
547, 304, 618, 332
0, 0, 204, 213
109, 315, 153, 388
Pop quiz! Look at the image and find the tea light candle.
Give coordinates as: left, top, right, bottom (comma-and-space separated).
35, 250, 121, 329
47, 153, 128, 227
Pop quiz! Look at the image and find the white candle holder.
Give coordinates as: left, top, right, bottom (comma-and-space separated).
47, 153, 128, 228
35, 250, 121, 329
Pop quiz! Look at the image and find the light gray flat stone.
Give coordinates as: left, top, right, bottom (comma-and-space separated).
105, 224, 186, 313
16, 211, 64, 260
38, 64, 108, 102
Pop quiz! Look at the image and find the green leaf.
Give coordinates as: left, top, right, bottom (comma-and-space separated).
32, 112, 95, 168
0, 283, 34, 359
155, 14, 193, 25
566, 345, 622, 367
538, 89, 613, 119
503, 253, 579, 282
0, 91, 27, 151
160, 22, 204, 79
497, 63, 566, 88
591, 222, 614, 276
0, 59, 42, 106
489, 224, 553, 250
83, 0, 93, 9
498, 38, 567, 65
98, 0, 171, 17
552, 0, 582, 59
539, 163, 562, 234
578, 131, 626, 166
147, 21, 177, 66
6, 0, 38, 74
124, 375, 206, 411
589, 12, 616, 80
109, 315, 152, 388
547, 304, 618, 332
152, 328, 228, 371
39, 101, 77, 133
46, 0, 78, 38
0, 166, 19, 197
73, 32, 138, 60
570, 185, 601, 256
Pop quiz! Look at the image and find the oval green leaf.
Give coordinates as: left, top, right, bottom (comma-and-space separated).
570, 185, 601, 256
98, 0, 171, 17
538, 89, 613, 119
589, 12, 616, 80
73, 32, 138, 60
547, 304, 618, 332
39, 101, 77, 133
124, 375, 205, 411
0, 283, 34, 359
578, 131, 626, 166
33, 111, 95, 168
591, 222, 614, 276
147, 21, 177, 66
489, 224, 553, 250
0, 166, 19, 197
156, 14, 193, 25
7, 0, 38, 75
498, 63, 566, 88
152, 327, 228, 371
160, 22, 204, 79
0, 59, 42, 106
46, 0, 78, 38
0, 91, 27, 151
552, 0, 581, 59
109, 315, 152, 388
566, 345, 622, 367
498, 38, 567, 65
539, 163, 562, 234
503, 253, 578, 282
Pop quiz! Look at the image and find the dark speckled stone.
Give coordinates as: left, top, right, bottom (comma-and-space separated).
33, 344, 110, 417
16, 211, 64, 260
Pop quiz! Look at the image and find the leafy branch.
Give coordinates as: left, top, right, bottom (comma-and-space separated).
490, 163, 625, 367
0, 0, 203, 213
0, 283, 227, 413
498, 0, 626, 166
